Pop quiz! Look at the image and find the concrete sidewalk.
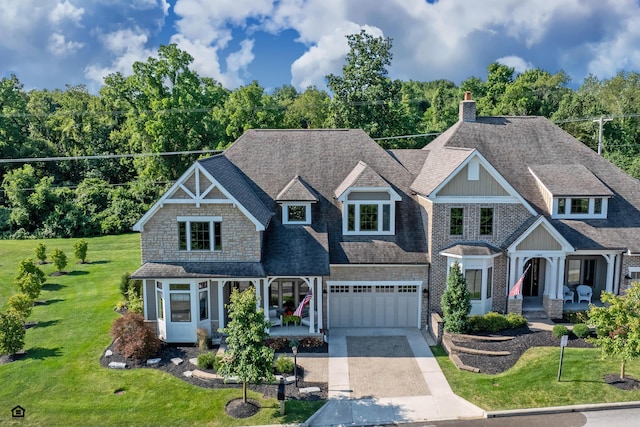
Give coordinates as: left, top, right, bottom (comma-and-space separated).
308, 328, 485, 426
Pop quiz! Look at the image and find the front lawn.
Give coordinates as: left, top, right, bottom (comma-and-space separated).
0, 235, 322, 426
433, 344, 640, 411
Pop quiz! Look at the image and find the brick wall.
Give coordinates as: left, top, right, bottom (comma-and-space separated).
140, 204, 262, 263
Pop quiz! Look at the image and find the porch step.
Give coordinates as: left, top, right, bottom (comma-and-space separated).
522, 310, 549, 320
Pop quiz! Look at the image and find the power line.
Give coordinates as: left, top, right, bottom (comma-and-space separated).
0, 149, 222, 164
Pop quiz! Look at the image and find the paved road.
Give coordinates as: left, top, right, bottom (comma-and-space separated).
394, 408, 640, 427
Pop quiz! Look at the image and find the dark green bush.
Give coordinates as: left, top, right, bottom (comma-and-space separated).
213, 355, 223, 372
506, 313, 528, 329
274, 356, 294, 374
552, 324, 570, 338
572, 323, 591, 338
197, 352, 215, 370
483, 312, 510, 332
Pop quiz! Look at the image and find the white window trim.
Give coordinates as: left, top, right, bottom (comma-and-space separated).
343, 200, 395, 235
552, 197, 608, 219
282, 202, 311, 225
446, 257, 495, 305
177, 216, 223, 252
628, 267, 640, 280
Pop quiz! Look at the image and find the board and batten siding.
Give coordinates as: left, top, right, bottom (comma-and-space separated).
516, 224, 562, 251
438, 164, 510, 197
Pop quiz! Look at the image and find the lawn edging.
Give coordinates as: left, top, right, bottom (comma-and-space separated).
487, 400, 640, 418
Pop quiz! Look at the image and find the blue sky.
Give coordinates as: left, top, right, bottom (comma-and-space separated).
3, 0, 640, 94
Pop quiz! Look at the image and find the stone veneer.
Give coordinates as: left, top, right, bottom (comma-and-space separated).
543, 296, 563, 319
507, 298, 522, 314
139, 203, 261, 263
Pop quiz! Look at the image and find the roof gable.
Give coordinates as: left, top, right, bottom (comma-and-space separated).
508, 216, 574, 253
529, 164, 613, 197
276, 175, 319, 202
334, 161, 395, 199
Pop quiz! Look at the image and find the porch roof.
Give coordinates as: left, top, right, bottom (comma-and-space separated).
440, 242, 503, 257
130, 261, 265, 279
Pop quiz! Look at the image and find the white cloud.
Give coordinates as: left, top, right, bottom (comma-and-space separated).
586, 13, 640, 80
84, 28, 155, 84
496, 56, 533, 74
48, 32, 84, 56
49, 0, 84, 26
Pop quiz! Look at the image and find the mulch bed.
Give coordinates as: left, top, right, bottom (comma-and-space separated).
450, 327, 593, 375
99, 342, 328, 402
450, 326, 640, 391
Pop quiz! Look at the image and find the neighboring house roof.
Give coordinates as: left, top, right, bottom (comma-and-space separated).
528, 164, 613, 197
223, 129, 429, 266
420, 116, 640, 252
276, 175, 319, 202
130, 262, 266, 279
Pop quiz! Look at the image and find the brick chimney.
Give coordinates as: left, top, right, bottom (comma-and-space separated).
459, 91, 476, 122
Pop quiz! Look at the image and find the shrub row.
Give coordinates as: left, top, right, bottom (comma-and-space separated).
467, 312, 528, 333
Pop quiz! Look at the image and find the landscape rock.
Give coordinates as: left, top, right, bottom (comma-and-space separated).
189, 358, 198, 366
183, 370, 193, 378
108, 362, 126, 369
146, 358, 161, 366
170, 357, 183, 365
105, 350, 113, 357
300, 387, 321, 394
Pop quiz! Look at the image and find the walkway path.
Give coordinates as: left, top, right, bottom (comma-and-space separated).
308, 328, 485, 426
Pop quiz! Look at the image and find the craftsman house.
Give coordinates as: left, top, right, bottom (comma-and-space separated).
131, 93, 640, 343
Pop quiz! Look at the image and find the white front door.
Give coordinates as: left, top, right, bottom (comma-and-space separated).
165, 283, 197, 343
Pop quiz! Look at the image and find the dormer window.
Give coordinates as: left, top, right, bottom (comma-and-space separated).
282, 202, 311, 225
554, 197, 608, 219
342, 190, 399, 235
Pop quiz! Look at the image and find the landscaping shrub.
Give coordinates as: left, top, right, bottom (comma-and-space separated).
572, 323, 591, 338
441, 262, 471, 333
110, 313, 161, 361
483, 312, 510, 332
7, 293, 34, 320
274, 356, 294, 374
506, 313, 528, 329
73, 239, 89, 263
213, 355, 223, 372
15, 258, 46, 300
299, 337, 324, 348
119, 273, 131, 298
552, 324, 570, 338
197, 352, 216, 370
50, 249, 68, 272
34, 243, 47, 264
0, 311, 25, 356
196, 327, 209, 350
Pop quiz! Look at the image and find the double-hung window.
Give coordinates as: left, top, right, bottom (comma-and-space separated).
450, 207, 463, 235
480, 207, 493, 235
178, 216, 222, 251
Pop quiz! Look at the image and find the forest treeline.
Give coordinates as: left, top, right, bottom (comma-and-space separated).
2, 31, 640, 239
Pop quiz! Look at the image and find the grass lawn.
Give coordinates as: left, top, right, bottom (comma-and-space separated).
433, 344, 640, 411
0, 235, 323, 426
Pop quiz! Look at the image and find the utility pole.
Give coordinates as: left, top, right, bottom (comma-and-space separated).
593, 116, 613, 155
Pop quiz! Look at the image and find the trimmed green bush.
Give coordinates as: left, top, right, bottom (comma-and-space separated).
50, 249, 68, 272
483, 312, 510, 332
572, 323, 591, 338
552, 324, 570, 338
506, 313, 528, 329
274, 356, 294, 374
197, 352, 216, 370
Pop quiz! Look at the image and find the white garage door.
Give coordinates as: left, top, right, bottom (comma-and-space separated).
328, 282, 421, 328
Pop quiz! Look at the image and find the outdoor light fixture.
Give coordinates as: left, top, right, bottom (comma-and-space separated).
292, 346, 298, 387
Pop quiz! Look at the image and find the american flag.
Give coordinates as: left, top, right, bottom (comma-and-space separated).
294, 289, 313, 317
509, 264, 531, 298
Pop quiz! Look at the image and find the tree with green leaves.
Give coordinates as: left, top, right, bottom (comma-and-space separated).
0, 311, 26, 356
34, 242, 47, 264
74, 239, 89, 264
441, 262, 472, 333
50, 249, 68, 273
217, 287, 274, 403
327, 30, 416, 143
8, 293, 34, 320
15, 258, 46, 300
586, 282, 640, 379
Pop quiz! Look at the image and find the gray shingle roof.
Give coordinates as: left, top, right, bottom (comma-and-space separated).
529, 164, 613, 197
420, 116, 640, 251
222, 129, 429, 267
411, 145, 474, 196
130, 262, 265, 279
276, 175, 319, 202
386, 149, 429, 176
198, 155, 273, 228
439, 242, 503, 256
334, 161, 391, 198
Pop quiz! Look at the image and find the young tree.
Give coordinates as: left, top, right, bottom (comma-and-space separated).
7, 293, 34, 320
0, 311, 26, 356
34, 242, 47, 264
441, 262, 472, 333
73, 239, 89, 263
586, 282, 640, 379
15, 258, 46, 300
50, 249, 68, 273
218, 287, 274, 403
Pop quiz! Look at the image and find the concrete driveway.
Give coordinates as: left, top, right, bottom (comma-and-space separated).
308, 328, 484, 426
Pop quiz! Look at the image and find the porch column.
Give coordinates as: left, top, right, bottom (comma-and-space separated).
142, 280, 149, 319
508, 256, 518, 297
253, 280, 261, 312
262, 279, 269, 322
557, 256, 566, 299
217, 280, 225, 329
316, 276, 323, 331
307, 277, 315, 333
614, 254, 621, 294
604, 254, 615, 293
545, 257, 556, 298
